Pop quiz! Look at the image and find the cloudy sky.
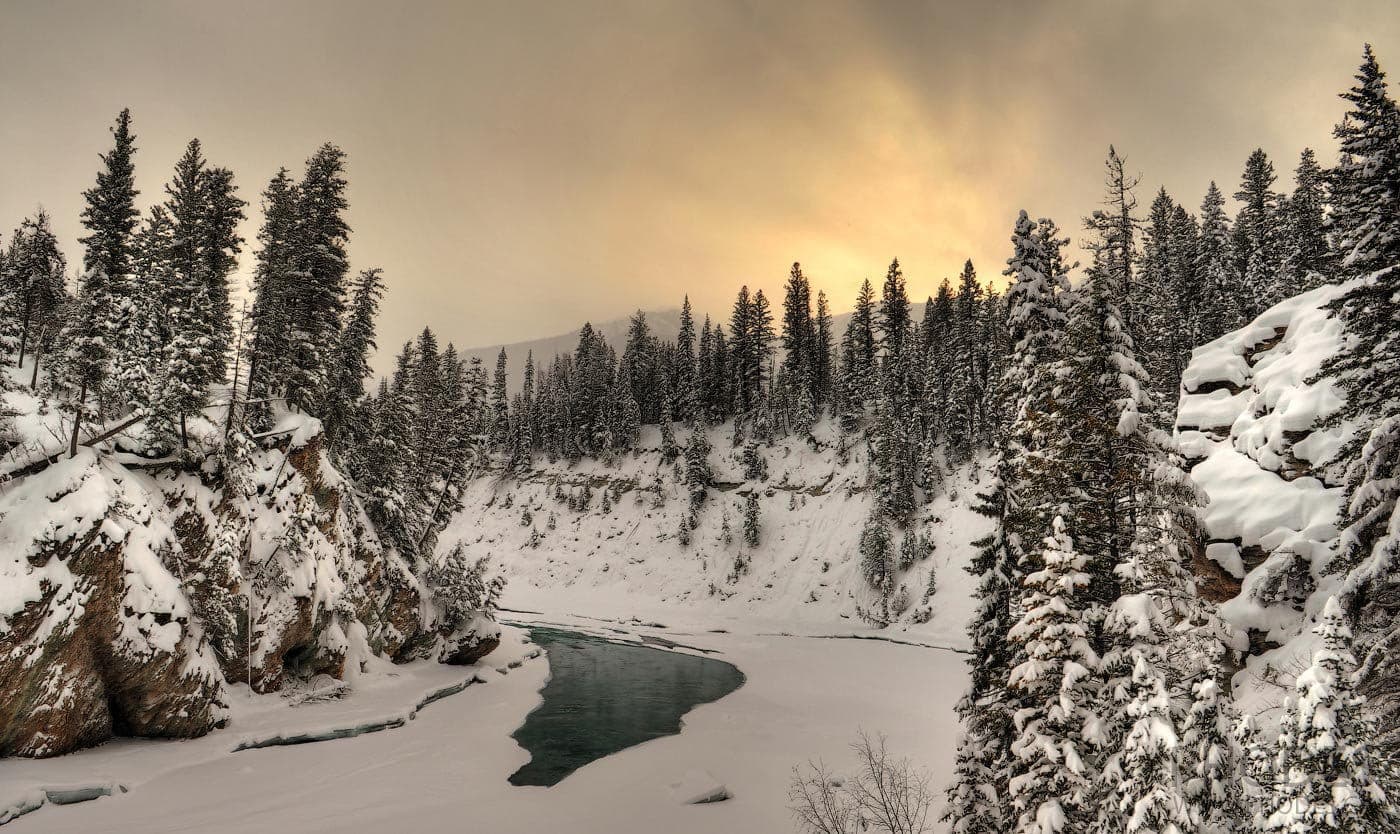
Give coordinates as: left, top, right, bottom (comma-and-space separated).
1, 1, 1395, 366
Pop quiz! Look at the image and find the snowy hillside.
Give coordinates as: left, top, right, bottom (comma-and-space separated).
441, 417, 990, 646
1176, 281, 1361, 712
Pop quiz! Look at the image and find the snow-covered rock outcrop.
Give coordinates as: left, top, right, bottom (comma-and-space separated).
1175, 282, 1374, 713
0, 406, 499, 758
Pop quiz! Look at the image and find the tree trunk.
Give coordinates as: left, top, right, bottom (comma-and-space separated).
69, 379, 87, 459
180, 412, 188, 450
28, 335, 42, 390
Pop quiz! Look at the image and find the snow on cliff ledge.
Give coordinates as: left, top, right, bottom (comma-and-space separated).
1176, 281, 1359, 653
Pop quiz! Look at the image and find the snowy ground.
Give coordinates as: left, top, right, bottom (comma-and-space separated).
1, 607, 970, 833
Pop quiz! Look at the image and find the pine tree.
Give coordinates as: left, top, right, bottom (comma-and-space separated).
944, 455, 1017, 834
813, 290, 833, 407
683, 421, 712, 511
878, 257, 911, 372
1084, 147, 1141, 337
78, 108, 139, 308
743, 490, 760, 547
323, 268, 384, 456
1181, 667, 1246, 834
947, 260, 985, 460
1005, 517, 1099, 834
490, 347, 510, 450
676, 294, 696, 409
246, 168, 300, 428
781, 262, 815, 404
1195, 182, 1243, 340
1282, 149, 1337, 292
1317, 49, 1400, 609
67, 108, 140, 435
286, 143, 351, 413
1233, 149, 1285, 315
859, 511, 894, 599
840, 278, 878, 422
1265, 598, 1392, 833
2, 211, 68, 373
1329, 45, 1400, 279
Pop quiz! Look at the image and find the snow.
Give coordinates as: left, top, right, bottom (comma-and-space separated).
437, 416, 991, 646
3, 612, 970, 834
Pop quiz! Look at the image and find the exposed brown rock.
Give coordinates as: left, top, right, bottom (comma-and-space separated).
0, 522, 225, 758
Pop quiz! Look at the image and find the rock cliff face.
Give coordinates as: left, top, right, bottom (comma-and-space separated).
0, 415, 498, 758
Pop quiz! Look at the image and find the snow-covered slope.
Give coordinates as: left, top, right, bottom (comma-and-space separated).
441, 418, 990, 646
1176, 281, 1360, 713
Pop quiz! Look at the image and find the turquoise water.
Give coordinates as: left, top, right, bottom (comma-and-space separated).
508, 628, 745, 787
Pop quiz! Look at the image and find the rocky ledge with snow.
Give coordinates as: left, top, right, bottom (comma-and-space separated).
1174, 280, 1396, 727
0, 401, 499, 758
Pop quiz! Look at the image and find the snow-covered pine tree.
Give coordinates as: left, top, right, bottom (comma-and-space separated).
743, 490, 760, 547
878, 257, 911, 377
1106, 654, 1191, 834
1165, 203, 1202, 386
1195, 182, 1244, 340
76, 108, 139, 368
2, 211, 68, 372
839, 278, 878, 425
490, 347, 510, 450
813, 290, 833, 407
781, 262, 815, 408
245, 168, 299, 429
112, 207, 169, 423
1233, 148, 1285, 315
1141, 188, 1181, 406
1316, 51, 1400, 636
946, 260, 984, 462
1281, 149, 1337, 293
1265, 598, 1393, 833
1004, 516, 1099, 834
1180, 667, 1246, 834
322, 268, 384, 459
1083, 147, 1142, 340
858, 511, 894, 602
683, 419, 712, 511
286, 143, 351, 414
1329, 45, 1400, 281
1234, 713, 1273, 826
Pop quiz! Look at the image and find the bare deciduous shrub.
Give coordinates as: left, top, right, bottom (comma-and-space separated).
788, 731, 934, 834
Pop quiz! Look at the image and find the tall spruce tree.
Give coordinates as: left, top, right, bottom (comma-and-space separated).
286, 143, 351, 413
1282, 148, 1336, 293
1329, 44, 1400, 279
